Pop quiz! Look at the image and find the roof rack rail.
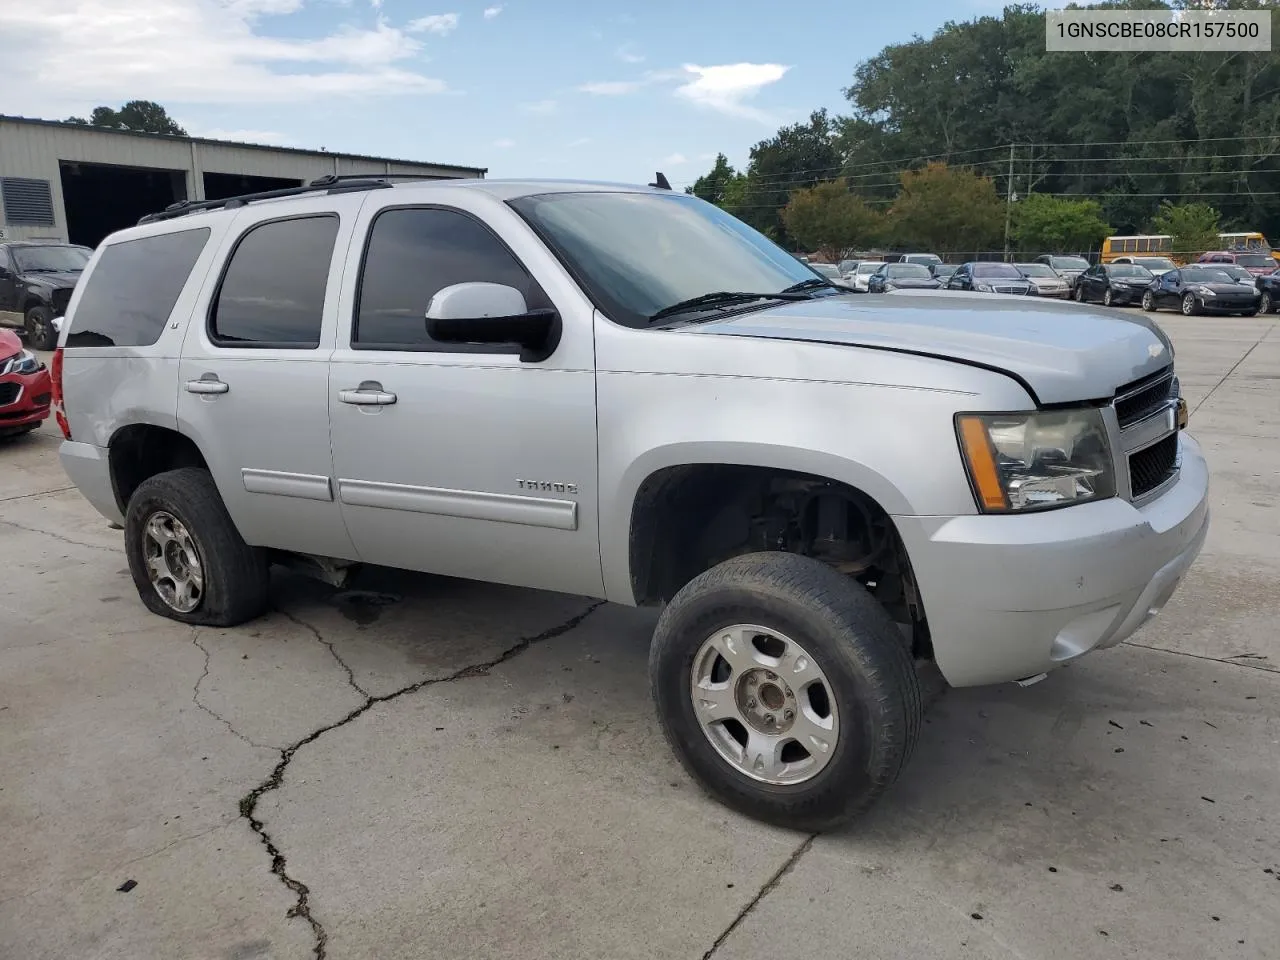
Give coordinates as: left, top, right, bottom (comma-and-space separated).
136, 173, 451, 225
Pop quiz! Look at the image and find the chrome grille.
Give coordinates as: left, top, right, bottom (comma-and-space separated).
1113, 364, 1180, 501
1129, 434, 1179, 498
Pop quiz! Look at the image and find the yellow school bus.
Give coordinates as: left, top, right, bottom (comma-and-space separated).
1101, 235, 1173, 263
1218, 232, 1280, 263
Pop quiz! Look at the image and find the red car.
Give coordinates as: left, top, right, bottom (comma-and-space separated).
0, 328, 52, 438
1197, 250, 1276, 277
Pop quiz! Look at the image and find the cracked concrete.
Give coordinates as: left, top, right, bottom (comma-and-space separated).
2, 316, 1279, 959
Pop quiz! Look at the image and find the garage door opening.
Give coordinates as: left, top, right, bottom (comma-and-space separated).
203, 172, 303, 201
59, 161, 186, 248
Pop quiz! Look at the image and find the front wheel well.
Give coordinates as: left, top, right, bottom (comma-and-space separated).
109, 425, 209, 514
628, 464, 931, 658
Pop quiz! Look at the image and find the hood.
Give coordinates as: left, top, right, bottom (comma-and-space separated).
680, 290, 1173, 404
0, 328, 22, 361
1200, 281, 1258, 294
20, 270, 81, 289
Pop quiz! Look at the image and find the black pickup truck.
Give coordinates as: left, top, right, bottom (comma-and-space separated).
0, 240, 92, 350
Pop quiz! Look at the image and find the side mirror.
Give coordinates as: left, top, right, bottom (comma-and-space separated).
425, 282, 560, 362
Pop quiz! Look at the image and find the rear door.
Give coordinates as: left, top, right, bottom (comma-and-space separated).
177, 195, 366, 560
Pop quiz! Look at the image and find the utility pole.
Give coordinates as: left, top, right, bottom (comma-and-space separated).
1003, 142, 1015, 261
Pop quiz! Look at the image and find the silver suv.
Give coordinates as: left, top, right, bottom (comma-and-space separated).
53, 176, 1209, 830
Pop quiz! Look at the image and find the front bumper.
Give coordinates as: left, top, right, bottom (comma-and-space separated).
1109, 285, 1149, 304
1200, 296, 1259, 313
0, 366, 52, 433
894, 432, 1210, 688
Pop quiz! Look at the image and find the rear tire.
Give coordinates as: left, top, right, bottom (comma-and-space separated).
124, 467, 270, 626
24, 305, 57, 351
649, 552, 922, 831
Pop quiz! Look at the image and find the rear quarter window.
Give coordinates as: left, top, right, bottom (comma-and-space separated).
66, 228, 211, 348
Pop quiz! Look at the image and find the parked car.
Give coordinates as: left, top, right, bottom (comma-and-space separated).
1113, 255, 1176, 277
1213, 264, 1258, 286
1015, 263, 1071, 298
1073, 262, 1155, 307
900, 253, 943, 267
930, 263, 959, 283
0, 240, 92, 351
1033, 255, 1091, 290
945, 261, 1033, 295
867, 262, 941, 292
54, 176, 1206, 831
844, 260, 886, 292
0, 327, 52, 438
1255, 267, 1280, 314
1197, 251, 1275, 277
1141, 265, 1261, 316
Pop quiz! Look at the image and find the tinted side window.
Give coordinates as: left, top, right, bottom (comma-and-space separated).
66, 228, 210, 348
210, 215, 339, 348
355, 207, 544, 349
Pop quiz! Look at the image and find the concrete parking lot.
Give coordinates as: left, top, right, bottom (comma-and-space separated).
2, 315, 1278, 960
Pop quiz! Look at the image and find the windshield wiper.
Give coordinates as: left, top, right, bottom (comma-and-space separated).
648, 290, 812, 324
780, 277, 836, 293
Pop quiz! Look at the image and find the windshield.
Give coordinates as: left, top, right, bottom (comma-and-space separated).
810, 263, 840, 278
837, 260, 858, 273
931, 264, 957, 277
1134, 257, 1175, 271
12, 244, 91, 273
1219, 265, 1253, 281
1235, 254, 1273, 268
509, 191, 819, 327
1180, 267, 1234, 283
1048, 256, 1089, 270
972, 262, 1022, 278
857, 262, 884, 275
1016, 264, 1056, 277
886, 264, 931, 279
905, 254, 942, 265
1109, 264, 1154, 278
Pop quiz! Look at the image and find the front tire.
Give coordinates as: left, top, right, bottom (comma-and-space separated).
1182, 293, 1201, 316
1141, 291, 1156, 312
125, 467, 270, 626
650, 552, 922, 831
25, 305, 57, 351
1103, 288, 1114, 307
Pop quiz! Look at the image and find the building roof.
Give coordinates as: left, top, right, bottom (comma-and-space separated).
0, 113, 486, 175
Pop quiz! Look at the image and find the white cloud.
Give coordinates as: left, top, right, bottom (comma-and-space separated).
188, 127, 293, 146
483, 5, 503, 19
576, 63, 789, 122
493, 138, 516, 148
662, 152, 688, 166
520, 99, 558, 115
568, 137, 592, 147
0, 1, 448, 105
616, 44, 644, 64
577, 80, 644, 95
673, 63, 789, 122
406, 13, 459, 35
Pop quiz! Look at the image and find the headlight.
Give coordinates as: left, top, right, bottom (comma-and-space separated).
1194, 285, 1216, 296
0, 348, 41, 376
974, 283, 993, 292
955, 408, 1115, 512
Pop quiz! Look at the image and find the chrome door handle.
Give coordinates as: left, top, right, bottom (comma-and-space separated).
185, 377, 229, 395
338, 382, 397, 406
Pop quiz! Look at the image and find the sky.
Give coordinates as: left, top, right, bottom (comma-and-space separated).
0, 0, 996, 187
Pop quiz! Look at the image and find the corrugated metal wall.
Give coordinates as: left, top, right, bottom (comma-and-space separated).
0, 117, 483, 244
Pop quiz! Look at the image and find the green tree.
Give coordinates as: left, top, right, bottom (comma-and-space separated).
887, 162, 1004, 254
781, 180, 883, 260
738, 109, 842, 244
1152, 201, 1221, 261
64, 100, 187, 136
688, 154, 738, 205
1011, 194, 1112, 254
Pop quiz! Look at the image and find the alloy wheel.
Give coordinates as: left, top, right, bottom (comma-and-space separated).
142, 511, 204, 613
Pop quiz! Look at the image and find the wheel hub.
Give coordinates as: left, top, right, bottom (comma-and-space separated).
736, 669, 797, 734
142, 511, 204, 613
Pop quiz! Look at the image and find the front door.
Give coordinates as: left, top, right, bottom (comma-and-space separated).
177, 196, 364, 561
327, 196, 603, 598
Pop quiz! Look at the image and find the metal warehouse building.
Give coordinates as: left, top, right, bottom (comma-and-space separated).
0, 115, 486, 248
